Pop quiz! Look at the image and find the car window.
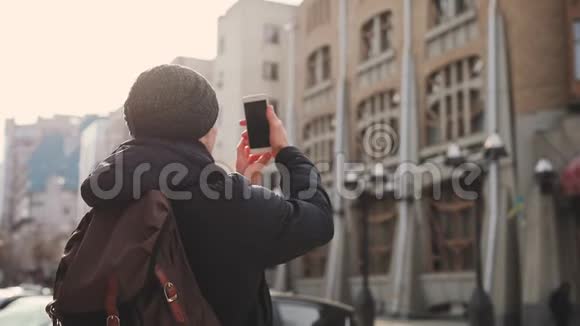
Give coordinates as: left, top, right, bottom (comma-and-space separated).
277, 301, 321, 326
0, 296, 52, 326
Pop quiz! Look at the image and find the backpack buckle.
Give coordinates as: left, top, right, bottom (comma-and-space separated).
164, 282, 178, 303
107, 315, 120, 326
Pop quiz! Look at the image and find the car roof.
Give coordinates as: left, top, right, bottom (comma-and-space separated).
270, 291, 354, 312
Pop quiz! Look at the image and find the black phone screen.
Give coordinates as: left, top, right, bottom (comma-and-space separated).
244, 100, 270, 149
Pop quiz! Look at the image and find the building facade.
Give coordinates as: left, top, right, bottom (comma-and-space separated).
0, 115, 91, 283
0, 162, 4, 225
77, 118, 110, 217
211, 0, 296, 169
171, 56, 214, 84
290, 0, 580, 325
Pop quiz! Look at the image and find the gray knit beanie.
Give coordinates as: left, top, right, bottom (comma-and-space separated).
124, 64, 219, 140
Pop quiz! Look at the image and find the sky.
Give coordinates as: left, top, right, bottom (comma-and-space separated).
0, 0, 302, 162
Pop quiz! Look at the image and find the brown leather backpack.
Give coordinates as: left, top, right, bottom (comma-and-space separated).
46, 190, 221, 326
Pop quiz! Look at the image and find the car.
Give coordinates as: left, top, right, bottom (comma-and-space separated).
271, 291, 356, 326
0, 290, 354, 325
0, 295, 52, 325
0, 286, 52, 310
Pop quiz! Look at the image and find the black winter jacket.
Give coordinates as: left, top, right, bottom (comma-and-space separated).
80, 138, 334, 326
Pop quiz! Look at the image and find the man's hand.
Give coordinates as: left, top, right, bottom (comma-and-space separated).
264, 105, 289, 157
235, 130, 272, 184
236, 105, 289, 184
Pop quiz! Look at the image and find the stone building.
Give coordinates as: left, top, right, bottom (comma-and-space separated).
287, 0, 580, 325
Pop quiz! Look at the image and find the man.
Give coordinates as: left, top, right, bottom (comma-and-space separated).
80, 64, 334, 326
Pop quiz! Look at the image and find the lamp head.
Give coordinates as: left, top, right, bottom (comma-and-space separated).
535, 158, 556, 194
484, 133, 507, 161
344, 169, 360, 189
445, 143, 466, 167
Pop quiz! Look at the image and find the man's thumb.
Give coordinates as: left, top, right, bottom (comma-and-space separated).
266, 105, 278, 123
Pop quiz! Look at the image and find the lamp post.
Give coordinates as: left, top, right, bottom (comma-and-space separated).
444, 139, 505, 326
482, 133, 507, 299
345, 165, 392, 326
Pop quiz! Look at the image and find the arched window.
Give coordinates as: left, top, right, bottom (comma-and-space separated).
301, 114, 335, 278
431, 0, 474, 27
356, 89, 400, 162
425, 56, 484, 146
366, 200, 398, 275
428, 184, 481, 272
360, 11, 392, 62
306, 46, 332, 89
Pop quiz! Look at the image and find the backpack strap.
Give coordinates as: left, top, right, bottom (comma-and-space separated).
155, 265, 187, 324
105, 275, 120, 326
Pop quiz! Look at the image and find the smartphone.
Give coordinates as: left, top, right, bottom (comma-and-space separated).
243, 94, 271, 154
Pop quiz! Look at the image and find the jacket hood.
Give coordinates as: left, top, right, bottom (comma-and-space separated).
81, 138, 215, 208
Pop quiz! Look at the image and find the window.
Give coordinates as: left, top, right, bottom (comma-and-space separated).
360, 11, 392, 62
218, 37, 225, 55
425, 56, 484, 146
216, 71, 224, 89
303, 114, 334, 164
574, 21, 580, 80
307, 53, 318, 88
432, 0, 473, 26
264, 24, 280, 44
322, 46, 331, 81
379, 12, 391, 52
361, 21, 374, 62
428, 185, 480, 272
276, 302, 321, 325
457, 0, 472, 14
263, 62, 279, 81
356, 90, 400, 162
366, 201, 397, 275
306, 46, 331, 88
301, 114, 335, 278
302, 246, 328, 278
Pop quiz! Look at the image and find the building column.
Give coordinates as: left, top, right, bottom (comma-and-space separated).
521, 186, 561, 326
480, 172, 521, 326
389, 198, 424, 317
390, 0, 422, 317
482, 4, 522, 324
324, 0, 351, 304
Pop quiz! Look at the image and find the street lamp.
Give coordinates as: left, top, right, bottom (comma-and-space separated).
483, 133, 507, 161
444, 143, 494, 326
482, 132, 507, 313
445, 143, 466, 167
345, 165, 393, 326
535, 158, 556, 194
